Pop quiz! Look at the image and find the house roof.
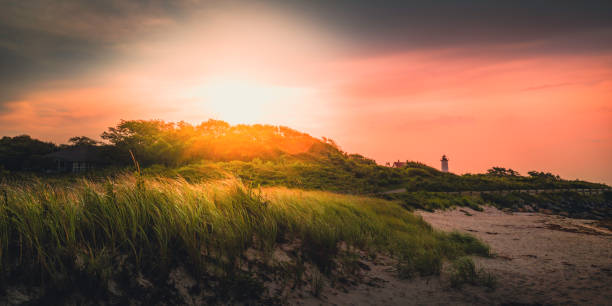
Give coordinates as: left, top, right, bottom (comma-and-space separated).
392, 161, 406, 167
46, 146, 102, 162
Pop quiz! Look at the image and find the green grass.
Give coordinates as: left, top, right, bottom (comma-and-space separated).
381, 191, 486, 212
0, 175, 489, 303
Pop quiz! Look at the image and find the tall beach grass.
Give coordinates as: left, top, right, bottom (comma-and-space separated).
0, 175, 489, 302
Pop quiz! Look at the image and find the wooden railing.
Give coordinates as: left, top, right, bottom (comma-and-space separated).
381, 188, 610, 195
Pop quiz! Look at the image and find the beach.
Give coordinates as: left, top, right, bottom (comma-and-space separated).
296, 206, 612, 305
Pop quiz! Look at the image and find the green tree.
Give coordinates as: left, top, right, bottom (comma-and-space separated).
101, 120, 185, 166
486, 167, 519, 177
0, 135, 57, 171
68, 136, 100, 147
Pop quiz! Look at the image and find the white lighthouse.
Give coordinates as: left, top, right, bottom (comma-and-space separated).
441, 155, 449, 172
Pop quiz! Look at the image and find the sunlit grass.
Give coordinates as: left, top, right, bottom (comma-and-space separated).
0, 175, 489, 301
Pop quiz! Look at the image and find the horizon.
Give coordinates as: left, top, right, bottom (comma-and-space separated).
1, 1, 611, 184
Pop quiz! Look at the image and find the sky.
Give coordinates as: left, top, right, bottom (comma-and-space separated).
1, 0, 611, 184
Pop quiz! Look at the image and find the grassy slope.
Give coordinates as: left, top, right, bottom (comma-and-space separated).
138, 160, 612, 219
137, 155, 608, 195
0, 175, 488, 304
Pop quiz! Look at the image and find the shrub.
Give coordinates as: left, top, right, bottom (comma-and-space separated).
449, 257, 497, 290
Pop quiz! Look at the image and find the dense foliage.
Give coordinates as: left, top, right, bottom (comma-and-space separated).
0, 135, 56, 171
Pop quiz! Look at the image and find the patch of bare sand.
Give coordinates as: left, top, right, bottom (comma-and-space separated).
292, 206, 612, 305
420, 206, 612, 305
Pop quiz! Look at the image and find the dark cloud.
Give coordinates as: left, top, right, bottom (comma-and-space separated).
0, 24, 110, 103
270, 0, 612, 54
0, 0, 195, 103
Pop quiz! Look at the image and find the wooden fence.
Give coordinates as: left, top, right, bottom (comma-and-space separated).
382, 188, 610, 196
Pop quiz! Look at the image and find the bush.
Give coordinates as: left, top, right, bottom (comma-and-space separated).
446, 232, 491, 257
449, 257, 497, 290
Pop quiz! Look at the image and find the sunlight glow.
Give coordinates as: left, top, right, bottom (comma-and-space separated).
191, 77, 312, 125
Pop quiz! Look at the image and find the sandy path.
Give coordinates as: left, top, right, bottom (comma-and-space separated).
295, 206, 612, 305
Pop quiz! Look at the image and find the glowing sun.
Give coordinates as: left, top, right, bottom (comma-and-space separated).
193, 77, 312, 125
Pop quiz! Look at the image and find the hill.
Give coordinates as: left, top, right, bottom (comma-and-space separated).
1, 119, 611, 303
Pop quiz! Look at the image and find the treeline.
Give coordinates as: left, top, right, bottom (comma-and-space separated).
0, 135, 119, 172
0, 119, 608, 193
100, 119, 325, 166
0, 135, 57, 171
0, 119, 334, 170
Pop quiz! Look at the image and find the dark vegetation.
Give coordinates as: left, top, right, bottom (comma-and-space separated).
481, 191, 612, 220
1, 119, 608, 194
0, 119, 610, 303
381, 191, 486, 212
381, 190, 612, 220
0, 135, 56, 172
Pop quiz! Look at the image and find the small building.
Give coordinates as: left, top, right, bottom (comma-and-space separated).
392, 160, 406, 168
441, 155, 449, 172
45, 146, 102, 173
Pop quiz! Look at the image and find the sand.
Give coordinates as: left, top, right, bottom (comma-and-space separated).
294, 206, 612, 305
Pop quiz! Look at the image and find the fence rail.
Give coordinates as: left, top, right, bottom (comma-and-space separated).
381, 188, 611, 195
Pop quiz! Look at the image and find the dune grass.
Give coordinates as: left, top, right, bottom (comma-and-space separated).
0, 175, 489, 302
449, 257, 497, 290
381, 191, 486, 212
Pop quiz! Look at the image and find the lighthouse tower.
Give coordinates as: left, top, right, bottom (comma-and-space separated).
441, 155, 449, 173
